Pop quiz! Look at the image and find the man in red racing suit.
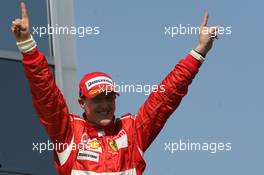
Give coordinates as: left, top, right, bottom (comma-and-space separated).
11, 2, 219, 175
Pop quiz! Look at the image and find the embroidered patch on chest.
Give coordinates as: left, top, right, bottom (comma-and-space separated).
77, 150, 99, 162
107, 129, 128, 153
79, 133, 102, 153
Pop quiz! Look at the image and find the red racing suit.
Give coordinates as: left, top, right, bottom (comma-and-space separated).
22, 48, 202, 175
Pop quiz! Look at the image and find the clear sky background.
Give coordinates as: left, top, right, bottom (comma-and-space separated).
74, 0, 264, 174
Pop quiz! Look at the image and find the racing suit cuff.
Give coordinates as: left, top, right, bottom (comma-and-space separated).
190, 49, 205, 63
16, 34, 37, 53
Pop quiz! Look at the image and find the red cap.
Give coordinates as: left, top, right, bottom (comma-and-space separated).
79, 72, 119, 98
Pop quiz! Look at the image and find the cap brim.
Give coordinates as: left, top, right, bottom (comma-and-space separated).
85, 85, 119, 99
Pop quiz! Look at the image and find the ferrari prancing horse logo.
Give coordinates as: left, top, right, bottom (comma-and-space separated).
108, 140, 118, 152
107, 130, 128, 154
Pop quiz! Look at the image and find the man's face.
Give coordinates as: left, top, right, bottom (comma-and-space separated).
79, 92, 116, 126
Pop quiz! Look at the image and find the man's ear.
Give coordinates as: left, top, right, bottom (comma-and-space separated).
78, 97, 85, 109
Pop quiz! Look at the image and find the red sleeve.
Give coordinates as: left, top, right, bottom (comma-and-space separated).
135, 54, 202, 152
22, 48, 72, 145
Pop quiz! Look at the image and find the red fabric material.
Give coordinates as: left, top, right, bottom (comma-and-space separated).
22, 48, 201, 175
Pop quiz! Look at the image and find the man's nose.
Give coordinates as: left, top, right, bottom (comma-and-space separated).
99, 99, 110, 108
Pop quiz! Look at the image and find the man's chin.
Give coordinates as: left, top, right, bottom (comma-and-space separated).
97, 117, 113, 126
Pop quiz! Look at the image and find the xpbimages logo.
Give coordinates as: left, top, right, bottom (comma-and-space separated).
164, 139, 232, 154
164, 24, 232, 38
100, 82, 166, 96
32, 24, 100, 37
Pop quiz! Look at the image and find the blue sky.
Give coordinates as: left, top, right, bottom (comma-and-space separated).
74, 0, 264, 174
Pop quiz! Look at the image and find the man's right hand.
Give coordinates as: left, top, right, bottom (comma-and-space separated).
194, 12, 219, 57
11, 2, 31, 42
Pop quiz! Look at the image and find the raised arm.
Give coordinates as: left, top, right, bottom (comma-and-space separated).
11, 2, 72, 144
135, 12, 219, 152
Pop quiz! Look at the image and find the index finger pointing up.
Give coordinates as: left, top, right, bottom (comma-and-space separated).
200, 11, 209, 28
21, 2, 28, 19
